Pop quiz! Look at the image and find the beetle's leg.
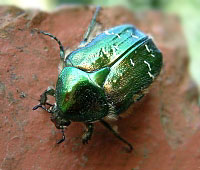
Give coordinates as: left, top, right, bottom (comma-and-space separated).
57, 127, 65, 144
33, 86, 55, 111
35, 29, 65, 61
100, 120, 133, 152
81, 6, 101, 45
51, 119, 71, 144
82, 123, 94, 144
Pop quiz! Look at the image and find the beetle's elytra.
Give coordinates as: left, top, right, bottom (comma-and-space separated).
33, 6, 162, 151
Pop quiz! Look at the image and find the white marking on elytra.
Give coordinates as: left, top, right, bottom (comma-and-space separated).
145, 44, 151, 53
148, 72, 155, 80
144, 60, 154, 79
104, 30, 121, 38
131, 34, 139, 39
104, 30, 112, 35
116, 34, 121, 38
151, 54, 155, 57
130, 59, 135, 67
126, 30, 139, 39
144, 60, 151, 71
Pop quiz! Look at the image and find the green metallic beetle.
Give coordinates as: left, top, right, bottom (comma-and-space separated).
33, 7, 162, 151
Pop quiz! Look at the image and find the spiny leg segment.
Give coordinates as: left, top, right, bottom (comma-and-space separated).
100, 120, 133, 152
82, 123, 94, 144
32, 86, 55, 112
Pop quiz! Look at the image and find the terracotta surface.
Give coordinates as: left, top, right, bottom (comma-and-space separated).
0, 5, 199, 170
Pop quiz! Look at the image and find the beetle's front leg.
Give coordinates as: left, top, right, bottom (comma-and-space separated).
82, 123, 94, 144
33, 86, 55, 111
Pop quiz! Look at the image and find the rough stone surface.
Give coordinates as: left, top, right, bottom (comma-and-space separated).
0, 5, 199, 170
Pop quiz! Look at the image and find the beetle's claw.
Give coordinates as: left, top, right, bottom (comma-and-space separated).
125, 144, 133, 153
32, 104, 42, 110
32, 103, 51, 113
56, 138, 65, 144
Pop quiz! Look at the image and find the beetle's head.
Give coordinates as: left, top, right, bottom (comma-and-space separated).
49, 103, 71, 129
55, 67, 109, 122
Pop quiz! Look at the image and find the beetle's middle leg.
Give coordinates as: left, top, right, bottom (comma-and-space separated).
33, 86, 55, 112
81, 6, 101, 45
82, 123, 94, 144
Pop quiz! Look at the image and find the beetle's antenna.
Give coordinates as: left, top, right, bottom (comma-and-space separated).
81, 6, 101, 44
34, 29, 65, 62
100, 120, 133, 152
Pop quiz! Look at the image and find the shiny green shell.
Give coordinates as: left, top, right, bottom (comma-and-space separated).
56, 24, 162, 122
